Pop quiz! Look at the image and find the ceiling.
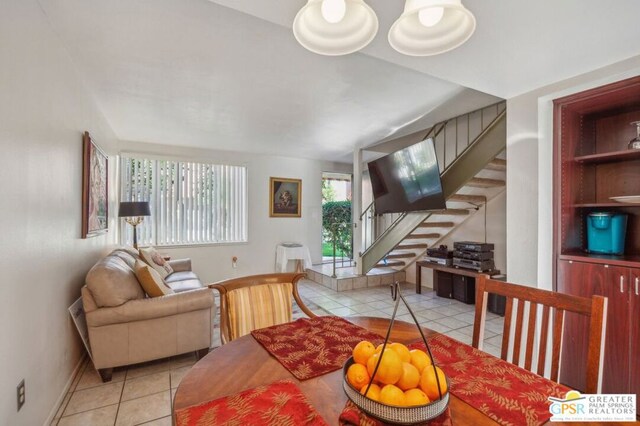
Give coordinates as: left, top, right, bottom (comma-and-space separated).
38, 0, 640, 163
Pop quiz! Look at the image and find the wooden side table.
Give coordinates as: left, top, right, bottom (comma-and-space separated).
415, 260, 500, 296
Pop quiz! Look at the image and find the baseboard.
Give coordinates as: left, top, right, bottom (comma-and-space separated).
43, 353, 88, 426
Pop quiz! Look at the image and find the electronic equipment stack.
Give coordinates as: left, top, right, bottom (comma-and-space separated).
453, 241, 496, 272
424, 245, 453, 267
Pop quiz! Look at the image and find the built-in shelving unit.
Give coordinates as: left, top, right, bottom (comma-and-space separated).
573, 148, 640, 164
553, 76, 640, 411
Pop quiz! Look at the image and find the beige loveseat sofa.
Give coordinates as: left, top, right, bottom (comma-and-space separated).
81, 248, 214, 381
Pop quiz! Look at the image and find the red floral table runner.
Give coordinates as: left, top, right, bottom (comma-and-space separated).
411, 334, 571, 426
251, 316, 384, 380
174, 380, 329, 426
339, 400, 452, 426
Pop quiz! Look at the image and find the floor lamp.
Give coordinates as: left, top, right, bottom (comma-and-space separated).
118, 201, 151, 249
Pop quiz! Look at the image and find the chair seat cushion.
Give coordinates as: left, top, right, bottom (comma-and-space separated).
227, 282, 293, 341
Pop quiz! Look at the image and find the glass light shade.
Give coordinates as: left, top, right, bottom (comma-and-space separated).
293, 0, 379, 56
321, 0, 347, 23
389, 0, 476, 56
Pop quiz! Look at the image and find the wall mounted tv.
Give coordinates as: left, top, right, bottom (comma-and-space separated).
368, 138, 446, 215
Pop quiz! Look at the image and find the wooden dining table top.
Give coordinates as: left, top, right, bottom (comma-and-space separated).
172, 316, 616, 425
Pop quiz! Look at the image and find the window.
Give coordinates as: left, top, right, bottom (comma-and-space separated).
120, 155, 248, 246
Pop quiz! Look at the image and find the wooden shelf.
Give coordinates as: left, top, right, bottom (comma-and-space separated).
573, 149, 640, 164
560, 250, 640, 268
572, 203, 640, 208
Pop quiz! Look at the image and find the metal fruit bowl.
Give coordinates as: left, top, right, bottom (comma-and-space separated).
342, 357, 449, 425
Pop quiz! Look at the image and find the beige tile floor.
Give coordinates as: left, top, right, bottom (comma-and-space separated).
51, 279, 504, 425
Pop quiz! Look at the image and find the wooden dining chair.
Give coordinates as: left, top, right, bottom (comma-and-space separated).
472, 276, 607, 394
209, 273, 316, 344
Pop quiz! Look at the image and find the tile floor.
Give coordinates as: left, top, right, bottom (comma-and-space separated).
51, 279, 504, 425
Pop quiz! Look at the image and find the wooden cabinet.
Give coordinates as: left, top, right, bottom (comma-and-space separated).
558, 259, 637, 408
554, 77, 640, 415
631, 269, 640, 414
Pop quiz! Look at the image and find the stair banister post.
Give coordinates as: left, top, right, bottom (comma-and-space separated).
353, 147, 364, 275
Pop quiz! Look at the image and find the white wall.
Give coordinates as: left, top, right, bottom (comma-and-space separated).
0, 1, 119, 424
117, 141, 351, 283
506, 56, 640, 288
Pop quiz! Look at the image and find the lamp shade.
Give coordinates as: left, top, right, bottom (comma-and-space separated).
293, 0, 378, 56
388, 0, 476, 56
118, 201, 151, 217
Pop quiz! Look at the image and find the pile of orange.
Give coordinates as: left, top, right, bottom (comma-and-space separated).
346, 341, 447, 407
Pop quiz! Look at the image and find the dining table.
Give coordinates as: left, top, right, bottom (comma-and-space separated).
172, 316, 619, 425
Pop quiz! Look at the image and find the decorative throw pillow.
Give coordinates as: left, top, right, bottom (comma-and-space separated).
134, 260, 174, 298
139, 246, 174, 278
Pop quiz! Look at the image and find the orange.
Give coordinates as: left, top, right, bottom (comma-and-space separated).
409, 349, 432, 373
374, 343, 384, 354
352, 341, 376, 365
347, 363, 371, 389
396, 362, 420, 391
420, 366, 448, 401
366, 349, 403, 385
359, 383, 381, 402
404, 388, 430, 406
389, 343, 411, 363
379, 384, 405, 406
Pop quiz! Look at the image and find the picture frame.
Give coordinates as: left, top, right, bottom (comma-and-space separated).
270, 177, 302, 218
82, 131, 109, 238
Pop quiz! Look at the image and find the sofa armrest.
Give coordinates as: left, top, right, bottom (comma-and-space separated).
86, 288, 214, 327
167, 258, 192, 272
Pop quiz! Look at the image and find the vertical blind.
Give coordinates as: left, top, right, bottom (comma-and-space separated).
120, 156, 248, 246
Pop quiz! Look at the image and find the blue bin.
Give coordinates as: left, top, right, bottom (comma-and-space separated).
586, 212, 628, 255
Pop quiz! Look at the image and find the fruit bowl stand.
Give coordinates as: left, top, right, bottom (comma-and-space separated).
342, 357, 450, 424
341, 282, 450, 424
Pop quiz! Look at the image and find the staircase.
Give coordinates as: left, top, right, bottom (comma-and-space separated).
361, 102, 506, 273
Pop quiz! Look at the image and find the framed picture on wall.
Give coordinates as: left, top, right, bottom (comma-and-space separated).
82, 131, 109, 238
270, 177, 302, 218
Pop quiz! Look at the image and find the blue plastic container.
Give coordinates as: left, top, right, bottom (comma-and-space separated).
586, 212, 628, 255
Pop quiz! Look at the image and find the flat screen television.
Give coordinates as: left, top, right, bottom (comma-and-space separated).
367, 138, 446, 214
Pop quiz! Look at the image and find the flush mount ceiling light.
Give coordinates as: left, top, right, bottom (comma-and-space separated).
389, 0, 476, 56
293, 0, 379, 56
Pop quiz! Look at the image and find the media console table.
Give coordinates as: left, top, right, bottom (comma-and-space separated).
415, 261, 501, 304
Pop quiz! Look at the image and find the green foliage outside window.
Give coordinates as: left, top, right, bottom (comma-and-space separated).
322, 200, 352, 258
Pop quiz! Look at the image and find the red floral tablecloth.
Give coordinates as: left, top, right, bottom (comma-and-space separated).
174, 380, 328, 426
412, 334, 571, 426
251, 316, 384, 380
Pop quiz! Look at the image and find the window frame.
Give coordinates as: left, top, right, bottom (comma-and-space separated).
118, 152, 249, 248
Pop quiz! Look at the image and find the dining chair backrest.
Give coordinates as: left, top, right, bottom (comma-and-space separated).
210, 273, 315, 344
472, 276, 607, 394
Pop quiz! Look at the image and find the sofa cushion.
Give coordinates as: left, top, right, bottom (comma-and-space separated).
165, 271, 199, 283
139, 246, 173, 278
86, 255, 145, 307
110, 248, 141, 269
167, 279, 203, 293
226, 282, 293, 341
134, 260, 174, 298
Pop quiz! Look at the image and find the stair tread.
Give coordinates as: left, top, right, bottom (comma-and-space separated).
397, 244, 429, 249
466, 177, 505, 188
404, 233, 441, 239
418, 222, 455, 228
431, 209, 469, 216
376, 260, 406, 268
448, 194, 487, 204
386, 252, 415, 259
485, 158, 507, 171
